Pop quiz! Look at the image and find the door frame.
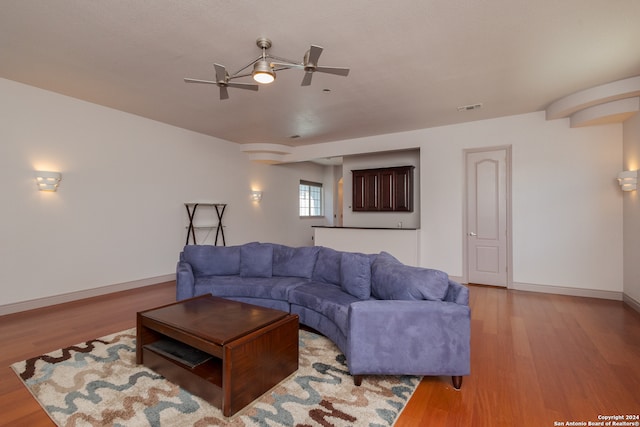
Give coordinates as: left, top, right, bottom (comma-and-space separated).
462, 145, 513, 288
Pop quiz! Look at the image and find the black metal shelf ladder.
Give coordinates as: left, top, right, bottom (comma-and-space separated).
185, 203, 226, 245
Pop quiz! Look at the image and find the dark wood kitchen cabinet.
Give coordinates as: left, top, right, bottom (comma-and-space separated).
352, 166, 414, 212
352, 171, 379, 210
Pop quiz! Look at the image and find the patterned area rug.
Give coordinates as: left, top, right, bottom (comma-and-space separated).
12, 328, 420, 426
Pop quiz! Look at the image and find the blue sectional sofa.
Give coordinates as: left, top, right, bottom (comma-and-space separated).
176, 242, 471, 388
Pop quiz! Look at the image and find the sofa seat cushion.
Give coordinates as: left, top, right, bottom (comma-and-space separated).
194, 275, 307, 300
288, 282, 360, 337
371, 252, 449, 301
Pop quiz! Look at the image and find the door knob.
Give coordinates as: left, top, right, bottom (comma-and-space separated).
469, 232, 477, 236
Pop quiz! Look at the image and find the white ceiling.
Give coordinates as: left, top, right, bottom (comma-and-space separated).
1, 0, 639, 147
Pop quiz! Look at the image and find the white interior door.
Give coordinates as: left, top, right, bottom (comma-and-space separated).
465, 148, 510, 287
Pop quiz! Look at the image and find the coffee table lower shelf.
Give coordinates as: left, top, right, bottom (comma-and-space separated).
142, 343, 225, 407
137, 309, 299, 417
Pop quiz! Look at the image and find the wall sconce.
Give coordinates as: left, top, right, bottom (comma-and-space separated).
617, 170, 637, 192
250, 190, 263, 202
34, 171, 62, 192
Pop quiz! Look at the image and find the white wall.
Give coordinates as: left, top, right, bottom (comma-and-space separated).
1, 77, 626, 307
239, 161, 329, 245
321, 165, 340, 227
0, 78, 328, 308
623, 113, 640, 304
417, 113, 623, 294
290, 111, 624, 295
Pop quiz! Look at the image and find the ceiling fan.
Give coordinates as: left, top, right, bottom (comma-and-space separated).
184, 63, 258, 100
184, 37, 350, 100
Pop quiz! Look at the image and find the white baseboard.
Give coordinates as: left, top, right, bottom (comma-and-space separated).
510, 281, 622, 301
438, 277, 625, 302
623, 293, 640, 313
0, 274, 175, 316
3, 274, 636, 316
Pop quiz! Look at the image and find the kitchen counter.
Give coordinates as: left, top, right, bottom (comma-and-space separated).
312, 226, 418, 230
312, 226, 420, 266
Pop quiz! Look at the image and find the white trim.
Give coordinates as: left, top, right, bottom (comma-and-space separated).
0, 274, 175, 316
2, 274, 632, 315
570, 97, 639, 128
511, 281, 622, 301
545, 75, 640, 120
623, 293, 640, 314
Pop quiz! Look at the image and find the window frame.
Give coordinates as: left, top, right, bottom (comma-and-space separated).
299, 180, 324, 218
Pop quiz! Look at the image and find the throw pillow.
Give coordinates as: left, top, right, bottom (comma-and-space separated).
312, 247, 342, 285
239, 243, 273, 278
376, 251, 402, 265
371, 253, 449, 301
272, 245, 320, 278
181, 245, 241, 276
340, 252, 372, 300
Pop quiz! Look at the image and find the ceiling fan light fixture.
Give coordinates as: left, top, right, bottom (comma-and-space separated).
252, 60, 275, 84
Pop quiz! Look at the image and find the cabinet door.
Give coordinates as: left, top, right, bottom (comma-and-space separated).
353, 170, 380, 211
364, 172, 380, 210
352, 171, 367, 211
393, 167, 413, 211
380, 169, 394, 211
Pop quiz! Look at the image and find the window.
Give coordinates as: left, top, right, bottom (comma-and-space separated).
299, 181, 323, 217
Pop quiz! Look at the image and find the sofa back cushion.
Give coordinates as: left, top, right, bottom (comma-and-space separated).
340, 252, 372, 300
272, 245, 320, 279
312, 246, 343, 285
240, 242, 273, 278
181, 245, 240, 276
371, 251, 449, 301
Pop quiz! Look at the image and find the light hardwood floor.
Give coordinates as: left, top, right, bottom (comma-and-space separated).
1, 282, 639, 426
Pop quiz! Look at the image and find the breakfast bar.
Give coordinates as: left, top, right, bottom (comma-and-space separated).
312, 226, 420, 266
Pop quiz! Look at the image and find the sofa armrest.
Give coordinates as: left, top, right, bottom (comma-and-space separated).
347, 299, 470, 376
445, 280, 469, 305
176, 261, 195, 300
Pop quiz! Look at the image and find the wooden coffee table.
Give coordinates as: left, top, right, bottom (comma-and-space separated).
136, 295, 299, 417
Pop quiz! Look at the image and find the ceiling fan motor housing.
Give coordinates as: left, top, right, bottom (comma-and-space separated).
303, 50, 316, 70
256, 37, 272, 50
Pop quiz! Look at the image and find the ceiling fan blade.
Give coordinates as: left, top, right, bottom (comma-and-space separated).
315, 66, 350, 77
307, 45, 323, 66
227, 82, 259, 91
270, 61, 304, 70
301, 72, 313, 86
184, 78, 218, 85
214, 63, 227, 82
219, 86, 229, 100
